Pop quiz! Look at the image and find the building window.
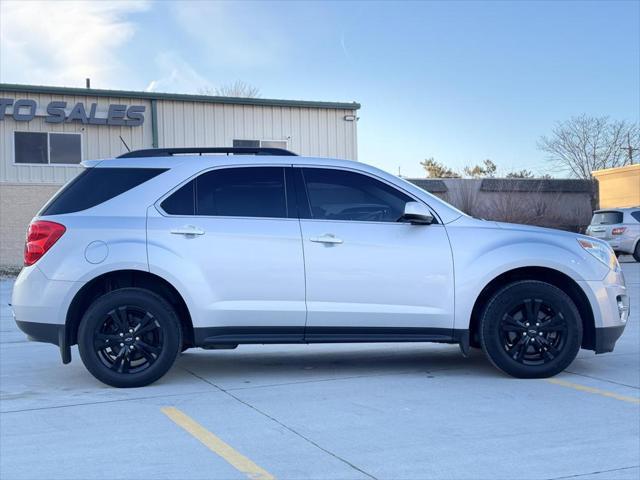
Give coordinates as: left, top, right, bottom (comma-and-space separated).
260, 140, 288, 149
233, 139, 288, 149
233, 139, 260, 148
14, 131, 81, 165
14, 132, 48, 164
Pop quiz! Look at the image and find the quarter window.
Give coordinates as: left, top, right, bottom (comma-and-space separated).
161, 167, 288, 218
301, 168, 413, 222
14, 131, 81, 165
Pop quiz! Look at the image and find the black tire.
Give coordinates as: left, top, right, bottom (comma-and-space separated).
78, 288, 182, 388
633, 242, 640, 263
480, 280, 582, 378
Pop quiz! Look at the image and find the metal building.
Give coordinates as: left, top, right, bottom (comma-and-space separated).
0, 83, 360, 267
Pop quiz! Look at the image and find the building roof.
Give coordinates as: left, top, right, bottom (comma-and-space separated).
591, 163, 640, 177
0, 83, 361, 111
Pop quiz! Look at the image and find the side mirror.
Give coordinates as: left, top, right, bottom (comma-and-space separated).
402, 202, 434, 225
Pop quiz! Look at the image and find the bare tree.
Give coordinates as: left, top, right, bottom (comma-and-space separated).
420, 157, 460, 178
538, 115, 639, 179
199, 80, 261, 98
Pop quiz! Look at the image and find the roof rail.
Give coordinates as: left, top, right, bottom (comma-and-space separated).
117, 147, 297, 158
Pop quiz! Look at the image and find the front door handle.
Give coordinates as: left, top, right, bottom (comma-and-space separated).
309, 234, 343, 244
170, 225, 205, 236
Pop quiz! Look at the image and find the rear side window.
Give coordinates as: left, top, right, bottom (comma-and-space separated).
161, 167, 288, 218
591, 211, 623, 225
631, 211, 640, 223
41, 168, 167, 215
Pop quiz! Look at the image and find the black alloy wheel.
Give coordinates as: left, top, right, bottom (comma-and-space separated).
94, 306, 164, 374
480, 280, 582, 378
78, 288, 181, 388
499, 298, 568, 366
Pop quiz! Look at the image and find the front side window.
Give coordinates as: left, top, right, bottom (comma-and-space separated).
161, 167, 288, 218
14, 131, 81, 165
301, 168, 412, 222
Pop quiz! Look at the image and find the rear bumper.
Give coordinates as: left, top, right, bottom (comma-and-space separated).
15, 320, 63, 346
11, 266, 81, 364
606, 236, 637, 254
14, 320, 71, 363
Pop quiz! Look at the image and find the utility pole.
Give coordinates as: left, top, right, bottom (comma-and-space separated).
621, 132, 638, 164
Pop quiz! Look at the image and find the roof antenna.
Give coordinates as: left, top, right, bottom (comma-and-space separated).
119, 136, 131, 152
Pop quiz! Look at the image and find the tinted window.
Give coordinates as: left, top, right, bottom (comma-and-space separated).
631, 211, 640, 223
161, 180, 195, 215
15, 132, 47, 164
41, 168, 166, 215
50, 133, 81, 164
301, 168, 412, 222
591, 211, 623, 225
196, 167, 287, 218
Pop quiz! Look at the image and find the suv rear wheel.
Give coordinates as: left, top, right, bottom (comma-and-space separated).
633, 242, 640, 262
78, 288, 182, 388
480, 280, 582, 378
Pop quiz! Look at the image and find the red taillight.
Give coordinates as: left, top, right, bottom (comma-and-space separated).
24, 221, 66, 266
612, 227, 627, 235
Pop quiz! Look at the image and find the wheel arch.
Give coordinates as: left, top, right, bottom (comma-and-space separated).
66, 269, 194, 349
468, 266, 596, 351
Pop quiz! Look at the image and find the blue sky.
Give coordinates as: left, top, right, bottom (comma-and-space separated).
1, 0, 638, 177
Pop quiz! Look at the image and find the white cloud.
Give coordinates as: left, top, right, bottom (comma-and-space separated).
145, 51, 213, 93
0, 0, 150, 88
170, 2, 287, 68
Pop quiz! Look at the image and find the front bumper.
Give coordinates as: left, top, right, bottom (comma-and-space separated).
579, 268, 630, 353
594, 325, 626, 354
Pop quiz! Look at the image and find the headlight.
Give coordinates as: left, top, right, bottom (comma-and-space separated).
577, 238, 618, 270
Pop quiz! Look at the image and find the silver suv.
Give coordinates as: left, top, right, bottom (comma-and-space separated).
587, 208, 640, 262
11, 147, 629, 387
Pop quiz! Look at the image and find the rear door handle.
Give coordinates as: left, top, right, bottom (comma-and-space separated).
309, 234, 343, 244
170, 225, 205, 236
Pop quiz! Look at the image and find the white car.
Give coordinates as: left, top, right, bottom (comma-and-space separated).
11, 147, 630, 387
587, 208, 640, 261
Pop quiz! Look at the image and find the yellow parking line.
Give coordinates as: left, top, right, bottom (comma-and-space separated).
545, 378, 640, 405
161, 407, 275, 480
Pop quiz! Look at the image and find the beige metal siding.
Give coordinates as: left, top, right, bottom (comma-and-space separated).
155, 100, 357, 160
1, 90, 358, 185
592, 164, 640, 208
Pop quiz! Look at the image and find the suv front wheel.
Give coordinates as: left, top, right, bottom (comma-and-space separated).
480, 280, 582, 378
78, 288, 182, 388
